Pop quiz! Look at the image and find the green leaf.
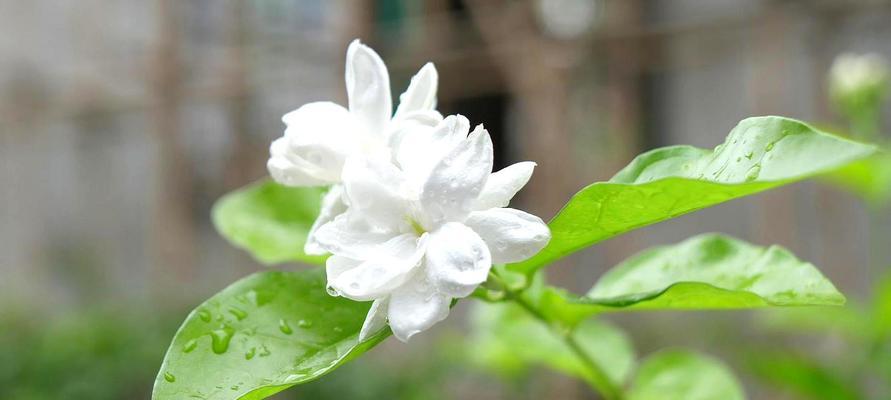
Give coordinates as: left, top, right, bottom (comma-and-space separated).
745, 352, 862, 400
152, 269, 388, 400
509, 116, 875, 275
628, 350, 745, 400
821, 152, 891, 205
469, 302, 635, 388
212, 180, 327, 265
537, 234, 844, 327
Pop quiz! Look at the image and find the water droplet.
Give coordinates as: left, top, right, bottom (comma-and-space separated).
245, 347, 256, 360
765, 142, 775, 151
228, 307, 248, 321
745, 151, 754, 160
259, 344, 271, 357
735, 157, 741, 162
198, 309, 211, 322
326, 285, 339, 296
210, 327, 235, 354
279, 319, 293, 335
349, 282, 360, 290
230, 385, 240, 391
333, 326, 343, 334
164, 372, 176, 383
182, 339, 198, 353
297, 319, 313, 328
745, 165, 762, 182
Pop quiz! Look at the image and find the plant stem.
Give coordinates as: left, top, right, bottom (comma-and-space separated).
489, 272, 623, 400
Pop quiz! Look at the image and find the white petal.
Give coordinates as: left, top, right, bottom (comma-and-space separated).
359, 298, 389, 341
326, 255, 361, 289
464, 208, 550, 264
313, 212, 398, 259
346, 40, 392, 138
419, 124, 493, 226
341, 157, 410, 230
394, 63, 438, 118
305, 185, 348, 255
387, 272, 451, 342
474, 162, 536, 210
267, 140, 330, 186
331, 234, 426, 301
395, 115, 468, 189
425, 222, 492, 298
275, 102, 363, 184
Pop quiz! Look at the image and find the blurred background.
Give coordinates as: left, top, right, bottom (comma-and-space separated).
2, 0, 891, 399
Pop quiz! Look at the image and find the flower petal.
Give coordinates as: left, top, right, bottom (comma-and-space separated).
331, 234, 426, 301
346, 39, 392, 138
394, 62, 438, 118
304, 185, 348, 255
313, 212, 398, 259
274, 101, 363, 184
326, 255, 361, 289
419, 124, 493, 226
394, 115, 468, 190
464, 208, 550, 264
387, 272, 451, 342
425, 222, 492, 298
267, 138, 330, 186
341, 157, 410, 230
359, 298, 389, 341
474, 161, 536, 210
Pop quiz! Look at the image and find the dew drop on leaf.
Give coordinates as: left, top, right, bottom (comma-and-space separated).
245, 347, 256, 360
164, 372, 176, 383
210, 327, 235, 354
228, 306, 248, 321
182, 339, 198, 353
297, 319, 313, 328
197, 309, 211, 322
279, 318, 293, 335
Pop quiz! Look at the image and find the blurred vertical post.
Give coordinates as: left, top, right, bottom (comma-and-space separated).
150, 0, 195, 286
223, 0, 258, 189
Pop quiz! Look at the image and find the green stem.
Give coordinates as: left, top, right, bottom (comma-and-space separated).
488, 272, 623, 400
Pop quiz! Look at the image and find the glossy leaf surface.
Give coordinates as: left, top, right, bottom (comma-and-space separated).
509, 117, 875, 275
153, 269, 387, 400
537, 234, 844, 327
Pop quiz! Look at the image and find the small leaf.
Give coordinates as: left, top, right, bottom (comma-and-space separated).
509, 116, 875, 275
537, 234, 844, 327
152, 269, 388, 400
469, 302, 635, 388
628, 350, 745, 400
212, 180, 327, 265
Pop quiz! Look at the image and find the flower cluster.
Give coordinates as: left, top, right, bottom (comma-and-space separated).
268, 40, 550, 341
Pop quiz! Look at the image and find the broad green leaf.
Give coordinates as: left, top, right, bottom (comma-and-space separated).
536, 234, 844, 327
212, 180, 327, 265
821, 152, 891, 205
152, 269, 388, 400
469, 302, 635, 388
628, 350, 745, 400
509, 116, 875, 275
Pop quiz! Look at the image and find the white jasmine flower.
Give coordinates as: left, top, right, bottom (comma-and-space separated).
314, 115, 551, 342
267, 39, 442, 254
829, 52, 889, 97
